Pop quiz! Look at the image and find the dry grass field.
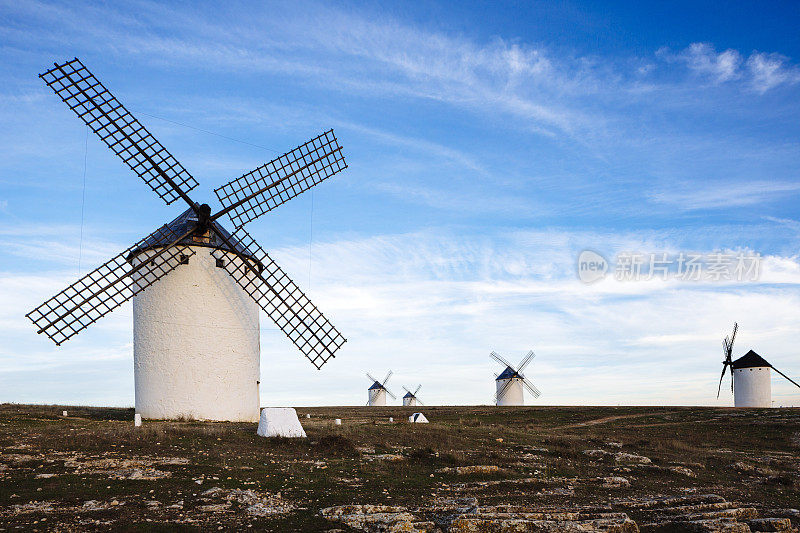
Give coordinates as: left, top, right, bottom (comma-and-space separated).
1, 404, 799, 531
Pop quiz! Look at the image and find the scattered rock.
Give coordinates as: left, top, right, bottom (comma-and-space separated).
616, 493, 793, 532
368, 454, 405, 462
320, 505, 432, 532
437, 465, 502, 475
601, 476, 631, 488
584, 449, 610, 458
322, 502, 638, 532
667, 466, 695, 477
614, 452, 652, 465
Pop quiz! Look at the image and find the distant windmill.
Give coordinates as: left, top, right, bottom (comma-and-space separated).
717, 322, 800, 407
491, 350, 541, 406
366, 371, 396, 406
26, 58, 348, 422
402, 384, 424, 406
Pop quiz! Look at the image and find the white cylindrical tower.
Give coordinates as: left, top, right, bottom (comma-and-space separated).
734, 367, 771, 408
403, 394, 418, 407
368, 387, 387, 406
496, 377, 524, 406
732, 350, 772, 408
130, 210, 261, 422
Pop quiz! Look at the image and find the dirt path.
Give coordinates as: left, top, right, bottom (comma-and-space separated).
554, 412, 675, 430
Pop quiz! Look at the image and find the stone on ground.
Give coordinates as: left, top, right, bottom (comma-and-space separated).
256, 408, 306, 438
409, 412, 429, 423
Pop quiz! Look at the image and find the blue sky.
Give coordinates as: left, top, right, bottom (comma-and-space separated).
1, 1, 799, 407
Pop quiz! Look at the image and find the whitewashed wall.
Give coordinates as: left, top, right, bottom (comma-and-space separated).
132, 247, 261, 422
496, 378, 524, 406
733, 367, 771, 408
368, 388, 387, 406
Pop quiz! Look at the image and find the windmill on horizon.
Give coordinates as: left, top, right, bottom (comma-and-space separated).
717, 322, 800, 407
366, 371, 395, 406
491, 350, 541, 406
402, 384, 424, 407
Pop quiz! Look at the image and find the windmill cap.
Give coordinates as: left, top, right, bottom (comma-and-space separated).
496, 367, 521, 380
368, 381, 384, 390
126, 208, 259, 268
403, 391, 414, 398
732, 350, 771, 369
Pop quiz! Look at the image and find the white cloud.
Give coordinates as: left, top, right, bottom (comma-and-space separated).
663, 42, 800, 93
747, 51, 800, 94
648, 180, 800, 210
676, 42, 741, 82
2, 223, 800, 406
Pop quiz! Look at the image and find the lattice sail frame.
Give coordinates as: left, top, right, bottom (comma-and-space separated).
522, 378, 541, 398
26, 225, 196, 345
494, 377, 513, 402
211, 228, 346, 369
40, 58, 199, 205
215, 130, 347, 228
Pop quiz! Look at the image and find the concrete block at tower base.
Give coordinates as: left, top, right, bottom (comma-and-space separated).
257, 408, 307, 438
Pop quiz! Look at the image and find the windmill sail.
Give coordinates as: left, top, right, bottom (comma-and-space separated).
771, 366, 800, 390
32, 57, 349, 374
27, 224, 196, 345
518, 350, 536, 373
211, 227, 346, 369
490, 350, 514, 370
522, 378, 541, 398
214, 130, 346, 228
40, 58, 199, 206
717, 322, 737, 398
494, 377, 513, 402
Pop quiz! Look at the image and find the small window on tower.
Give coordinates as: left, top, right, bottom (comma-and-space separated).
179, 254, 190, 265
215, 258, 226, 268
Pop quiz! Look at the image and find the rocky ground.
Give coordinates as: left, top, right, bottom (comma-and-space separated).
0, 404, 798, 531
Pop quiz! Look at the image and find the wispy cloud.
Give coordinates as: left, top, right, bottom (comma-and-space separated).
648, 180, 800, 210
3, 219, 800, 406
746, 51, 800, 93
660, 42, 800, 92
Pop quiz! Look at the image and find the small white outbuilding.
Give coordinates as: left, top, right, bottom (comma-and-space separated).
409, 412, 429, 423
257, 408, 307, 438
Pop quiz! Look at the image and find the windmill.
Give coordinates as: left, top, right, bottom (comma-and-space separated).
402, 384, 423, 407
26, 58, 348, 422
717, 323, 800, 407
366, 371, 395, 406
716, 322, 738, 399
491, 350, 541, 406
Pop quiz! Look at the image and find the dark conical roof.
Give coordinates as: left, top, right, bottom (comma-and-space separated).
403, 391, 414, 398
496, 366, 521, 380
368, 381, 384, 390
128, 208, 255, 262
732, 350, 771, 369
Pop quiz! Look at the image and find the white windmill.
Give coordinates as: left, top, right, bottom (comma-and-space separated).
491, 350, 541, 406
366, 371, 396, 406
27, 58, 348, 422
717, 323, 800, 407
402, 384, 424, 406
